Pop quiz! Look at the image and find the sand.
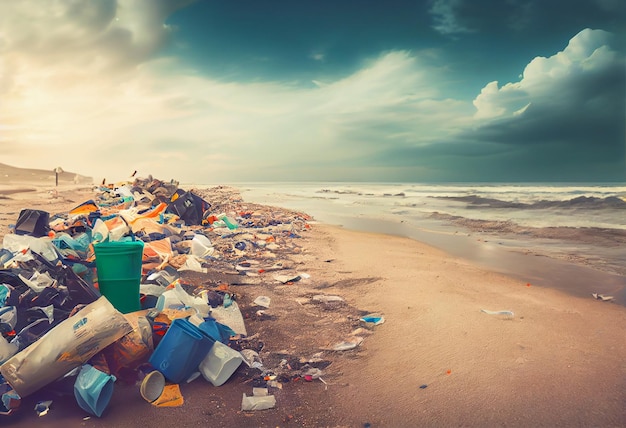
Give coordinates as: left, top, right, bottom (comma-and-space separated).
0, 179, 624, 427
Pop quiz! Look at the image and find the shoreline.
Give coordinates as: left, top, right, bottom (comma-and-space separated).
257, 205, 626, 307
0, 182, 625, 426
308, 223, 626, 427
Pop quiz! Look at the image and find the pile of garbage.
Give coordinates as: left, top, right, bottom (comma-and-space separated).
0, 175, 338, 418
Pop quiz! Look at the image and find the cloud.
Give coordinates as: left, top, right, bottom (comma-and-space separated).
428, 0, 625, 36
472, 29, 623, 125
0, 0, 195, 175
339, 28, 625, 182
464, 29, 625, 180
429, 0, 473, 35
310, 52, 325, 62
1, 2, 623, 183
1, 2, 467, 183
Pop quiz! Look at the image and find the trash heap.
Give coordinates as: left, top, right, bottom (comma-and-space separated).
0, 175, 385, 420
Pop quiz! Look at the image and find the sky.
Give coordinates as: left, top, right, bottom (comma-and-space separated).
0, 0, 624, 184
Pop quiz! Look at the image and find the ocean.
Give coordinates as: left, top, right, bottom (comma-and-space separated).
193, 182, 626, 305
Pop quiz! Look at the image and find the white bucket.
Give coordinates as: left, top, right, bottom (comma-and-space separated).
199, 341, 244, 386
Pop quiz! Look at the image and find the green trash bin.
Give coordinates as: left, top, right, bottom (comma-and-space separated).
93, 240, 144, 314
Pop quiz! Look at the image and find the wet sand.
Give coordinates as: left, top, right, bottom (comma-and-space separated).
1, 180, 625, 427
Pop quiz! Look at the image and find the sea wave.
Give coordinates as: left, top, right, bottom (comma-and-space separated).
317, 188, 406, 197
432, 195, 626, 210
429, 212, 626, 246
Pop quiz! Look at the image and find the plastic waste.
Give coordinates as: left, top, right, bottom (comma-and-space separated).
273, 273, 307, 284
73, 364, 116, 417
148, 318, 216, 383
177, 255, 207, 273
152, 384, 184, 407
253, 296, 271, 308
480, 309, 514, 319
34, 400, 53, 417
156, 283, 210, 317
140, 370, 165, 403
0, 383, 20, 415
210, 301, 247, 336
241, 388, 276, 411
222, 293, 233, 308
0, 248, 14, 266
0, 297, 133, 397
0, 335, 18, 364
146, 268, 179, 287
197, 317, 236, 344
2, 234, 59, 264
360, 313, 385, 327
190, 234, 214, 258
198, 340, 244, 386
91, 219, 109, 244
0, 306, 17, 331
240, 349, 263, 369
217, 213, 238, 230
591, 293, 614, 301
94, 240, 144, 314
330, 336, 364, 351
18, 271, 55, 293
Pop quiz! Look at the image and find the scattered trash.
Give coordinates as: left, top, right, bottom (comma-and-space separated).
1, 297, 132, 397
199, 341, 244, 386
73, 364, 116, 418
0, 175, 379, 421
140, 371, 165, 403
312, 295, 345, 307
328, 336, 364, 351
273, 272, 309, 284
34, 400, 53, 417
240, 349, 263, 369
253, 296, 271, 308
211, 301, 247, 336
359, 313, 385, 328
0, 384, 20, 415
152, 384, 184, 407
148, 318, 216, 383
241, 388, 276, 411
591, 293, 614, 301
480, 309, 515, 319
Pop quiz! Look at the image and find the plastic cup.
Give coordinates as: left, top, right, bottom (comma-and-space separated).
140, 371, 165, 403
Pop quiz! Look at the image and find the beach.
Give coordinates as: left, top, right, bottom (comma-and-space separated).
0, 179, 625, 427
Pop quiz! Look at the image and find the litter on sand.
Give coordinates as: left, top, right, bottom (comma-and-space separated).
591, 293, 614, 301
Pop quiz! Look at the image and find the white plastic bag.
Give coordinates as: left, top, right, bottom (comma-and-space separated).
0, 297, 133, 397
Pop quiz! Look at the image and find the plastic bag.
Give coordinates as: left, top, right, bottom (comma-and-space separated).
103, 312, 153, 375
73, 364, 116, 417
241, 388, 276, 411
0, 297, 133, 397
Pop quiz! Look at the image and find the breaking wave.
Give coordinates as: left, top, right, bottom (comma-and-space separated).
433, 195, 626, 210
429, 212, 626, 247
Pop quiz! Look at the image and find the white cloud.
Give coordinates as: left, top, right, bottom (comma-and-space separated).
0, 1, 472, 182
472, 29, 619, 120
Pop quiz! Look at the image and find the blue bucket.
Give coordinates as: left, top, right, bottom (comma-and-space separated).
148, 318, 215, 383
